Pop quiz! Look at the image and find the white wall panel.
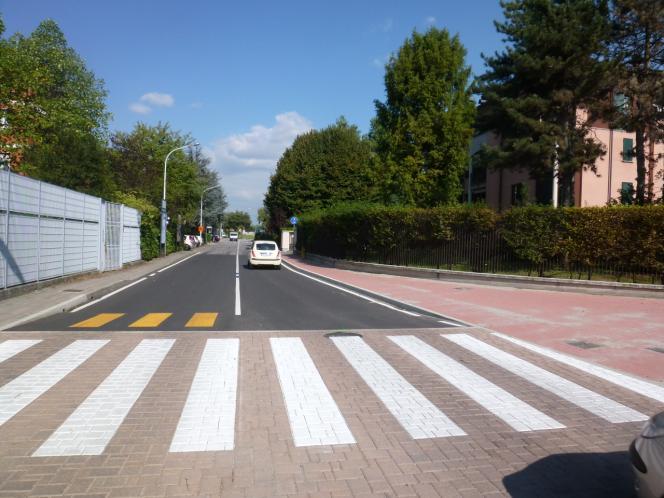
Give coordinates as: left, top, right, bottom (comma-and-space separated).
82, 222, 99, 271
63, 220, 84, 275
84, 195, 101, 222
40, 183, 65, 218
65, 191, 85, 221
0, 212, 6, 288
39, 218, 64, 280
9, 176, 40, 215
6, 215, 39, 286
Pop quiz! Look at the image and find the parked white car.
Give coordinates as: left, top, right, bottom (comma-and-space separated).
248, 240, 281, 269
630, 410, 664, 498
184, 235, 199, 250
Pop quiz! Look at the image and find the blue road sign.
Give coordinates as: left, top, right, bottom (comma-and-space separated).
290, 216, 298, 225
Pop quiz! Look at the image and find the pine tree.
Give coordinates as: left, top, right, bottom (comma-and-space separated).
476, 0, 614, 205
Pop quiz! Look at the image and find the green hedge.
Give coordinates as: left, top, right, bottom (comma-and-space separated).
297, 203, 664, 283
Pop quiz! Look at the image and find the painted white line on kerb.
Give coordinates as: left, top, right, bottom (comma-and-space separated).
157, 253, 199, 273
282, 262, 420, 317
0, 339, 42, 364
389, 336, 565, 432
0, 340, 108, 427
149, 273, 156, 277
332, 336, 465, 439
444, 334, 647, 423
70, 278, 147, 313
34, 339, 174, 457
234, 242, 241, 316
170, 339, 239, 452
493, 332, 664, 404
270, 337, 355, 446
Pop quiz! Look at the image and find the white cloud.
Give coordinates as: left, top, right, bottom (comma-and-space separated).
140, 92, 174, 107
129, 102, 151, 115
205, 112, 313, 221
425, 16, 436, 26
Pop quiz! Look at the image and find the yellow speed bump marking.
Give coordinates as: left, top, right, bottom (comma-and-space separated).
71, 313, 125, 328
129, 313, 172, 328
185, 313, 219, 328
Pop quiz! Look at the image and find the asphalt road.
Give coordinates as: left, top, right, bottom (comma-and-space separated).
12, 240, 450, 331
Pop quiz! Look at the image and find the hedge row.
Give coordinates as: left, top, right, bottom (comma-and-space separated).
296, 203, 664, 283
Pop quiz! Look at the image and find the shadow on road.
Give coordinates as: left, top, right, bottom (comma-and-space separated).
503, 451, 635, 498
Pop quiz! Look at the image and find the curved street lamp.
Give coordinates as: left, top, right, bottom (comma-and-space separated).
160, 142, 199, 255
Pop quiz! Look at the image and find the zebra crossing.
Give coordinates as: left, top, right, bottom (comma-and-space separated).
0, 332, 658, 458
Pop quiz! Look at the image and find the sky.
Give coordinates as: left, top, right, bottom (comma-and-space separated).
0, 0, 505, 222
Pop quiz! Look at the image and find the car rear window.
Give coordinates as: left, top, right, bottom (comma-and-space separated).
256, 243, 277, 250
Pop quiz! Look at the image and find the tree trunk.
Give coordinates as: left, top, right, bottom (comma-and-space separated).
635, 126, 646, 205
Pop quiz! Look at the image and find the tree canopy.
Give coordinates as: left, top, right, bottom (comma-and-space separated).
264, 117, 375, 232
224, 211, 252, 231
370, 28, 476, 206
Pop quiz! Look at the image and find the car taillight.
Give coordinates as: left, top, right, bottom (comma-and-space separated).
251, 250, 257, 257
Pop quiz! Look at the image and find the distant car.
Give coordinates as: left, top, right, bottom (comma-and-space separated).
630, 410, 664, 498
229, 231, 238, 241
248, 240, 281, 269
184, 235, 198, 250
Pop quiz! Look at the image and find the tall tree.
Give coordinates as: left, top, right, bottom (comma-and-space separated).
224, 211, 252, 231
264, 117, 375, 232
370, 28, 476, 206
475, 0, 614, 205
607, 0, 663, 204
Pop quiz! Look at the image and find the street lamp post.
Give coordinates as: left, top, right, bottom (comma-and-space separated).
161, 142, 198, 256
200, 185, 221, 244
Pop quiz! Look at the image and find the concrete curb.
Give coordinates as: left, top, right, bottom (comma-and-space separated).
299, 252, 664, 298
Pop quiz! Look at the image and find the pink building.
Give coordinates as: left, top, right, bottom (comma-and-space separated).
469, 123, 664, 210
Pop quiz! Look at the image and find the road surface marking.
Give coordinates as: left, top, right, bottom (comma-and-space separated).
444, 334, 648, 423
170, 339, 239, 452
71, 313, 125, 328
129, 313, 172, 328
0, 340, 108, 427
331, 336, 465, 439
149, 273, 156, 277
493, 333, 664, 404
185, 313, 219, 328
438, 319, 463, 327
34, 339, 174, 456
389, 336, 565, 432
282, 262, 421, 318
71, 278, 148, 313
234, 241, 241, 316
0, 340, 42, 363
157, 253, 199, 273
270, 337, 355, 446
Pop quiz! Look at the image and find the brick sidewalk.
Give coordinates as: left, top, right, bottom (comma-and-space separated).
284, 256, 664, 383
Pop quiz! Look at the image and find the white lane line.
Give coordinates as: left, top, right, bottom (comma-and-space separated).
493, 332, 664, 404
157, 253, 199, 273
444, 334, 648, 423
332, 336, 465, 439
282, 262, 421, 318
438, 319, 463, 327
0, 340, 108, 427
389, 336, 565, 432
270, 337, 355, 446
34, 339, 174, 457
149, 273, 156, 277
170, 339, 239, 452
234, 241, 241, 316
0, 339, 42, 363
70, 278, 148, 313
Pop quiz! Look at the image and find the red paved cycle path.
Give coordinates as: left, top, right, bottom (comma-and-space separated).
285, 256, 664, 383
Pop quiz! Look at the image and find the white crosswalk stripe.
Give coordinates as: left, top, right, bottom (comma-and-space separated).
34, 339, 174, 457
493, 332, 664, 404
389, 335, 565, 432
332, 336, 465, 439
0, 339, 41, 364
0, 340, 108, 427
270, 337, 355, 447
444, 334, 648, 423
170, 339, 239, 452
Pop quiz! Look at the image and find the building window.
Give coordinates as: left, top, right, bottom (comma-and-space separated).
620, 182, 634, 205
511, 183, 527, 206
622, 138, 634, 162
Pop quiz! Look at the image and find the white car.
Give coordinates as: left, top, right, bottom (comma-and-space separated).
229, 231, 238, 242
630, 410, 664, 498
184, 235, 199, 250
249, 240, 281, 269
